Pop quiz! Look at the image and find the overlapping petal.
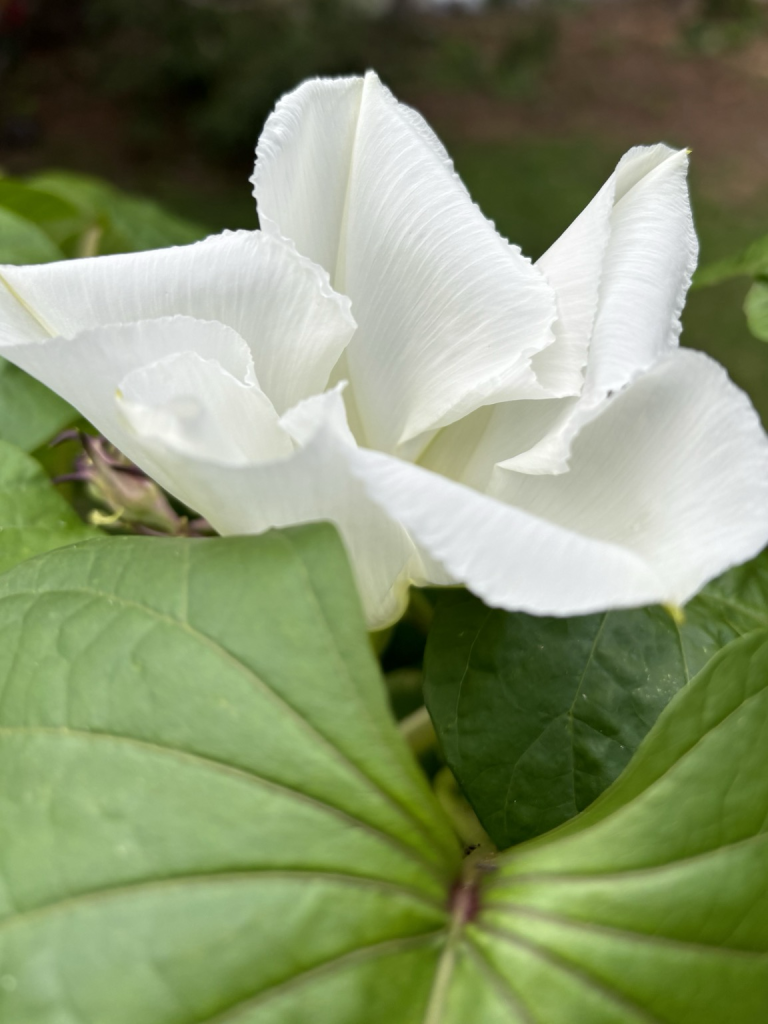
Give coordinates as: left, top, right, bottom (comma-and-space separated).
124, 385, 424, 630
418, 398, 572, 491
1, 312, 421, 627
504, 144, 699, 476
253, 71, 559, 453
351, 350, 768, 614
119, 351, 292, 466
0, 230, 355, 412
0, 316, 290, 496
349, 446, 667, 615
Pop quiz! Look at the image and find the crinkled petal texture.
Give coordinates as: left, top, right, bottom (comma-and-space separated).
0, 230, 355, 413
419, 144, 701, 485
507, 143, 699, 476
352, 350, 768, 614
253, 71, 560, 455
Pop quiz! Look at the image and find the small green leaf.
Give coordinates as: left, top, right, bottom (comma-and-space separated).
0, 526, 461, 1023
0, 179, 81, 226
28, 170, 207, 254
460, 630, 768, 1023
744, 279, 768, 341
0, 206, 64, 265
425, 554, 768, 848
694, 233, 768, 287
0, 357, 75, 451
0, 439, 93, 574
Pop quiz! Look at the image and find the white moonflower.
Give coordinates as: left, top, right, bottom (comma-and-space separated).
1, 72, 767, 629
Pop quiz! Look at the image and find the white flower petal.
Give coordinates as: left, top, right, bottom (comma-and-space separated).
279, 382, 354, 447
0, 315, 274, 484
348, 447, 666, 615
135, 388, 422, 630
532, 174, 615, 394
503, 144, 699, 476
0, 231, 354, 412
252, 76, 366, 282
419, 398, 572, 491
348, 349, 768, 614
491, 348, 768, 605
253, 71, 558, 452
118, 351, 292, 466
587, 145, 698, 394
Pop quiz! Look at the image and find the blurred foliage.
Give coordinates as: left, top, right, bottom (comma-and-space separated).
686, 0, 765, 52
420, 11, 558, 98
79, 0, 374, 157
0, 0, 561, 160
702, 0, 756, 18
696, 232, 768, 343
0, 168, 206, 260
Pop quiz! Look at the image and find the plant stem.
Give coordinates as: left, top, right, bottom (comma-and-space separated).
398, 704, 436, 756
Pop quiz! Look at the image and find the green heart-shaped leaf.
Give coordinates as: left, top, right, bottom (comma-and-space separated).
0, 439, 93, 574
1, 527, 766, 1021
425, 555, 768, 848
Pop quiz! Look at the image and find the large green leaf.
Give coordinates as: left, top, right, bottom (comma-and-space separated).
453, 629, 768, 1022
0, 179, 84, 252
425, 555, 768, 848
0, 439, 93, 575
1, 528, 766, 1021
0, 526, 461, 1022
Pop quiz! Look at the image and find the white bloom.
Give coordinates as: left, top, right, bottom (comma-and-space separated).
1, 72, 767, 629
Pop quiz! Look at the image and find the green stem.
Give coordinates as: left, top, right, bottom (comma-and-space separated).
423, 894, 466, 1024
406, 588, 435, 634
423, 848, 494, 1023
398, 705, 436, 756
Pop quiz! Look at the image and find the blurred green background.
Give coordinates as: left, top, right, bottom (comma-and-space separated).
1, 0, 768, 416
